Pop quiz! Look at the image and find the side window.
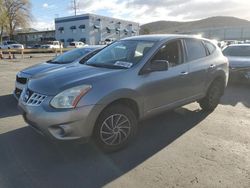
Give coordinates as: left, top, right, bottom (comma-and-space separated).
204, 41, 216, 55
185, 39, 207, 61
152, 40, 183, 67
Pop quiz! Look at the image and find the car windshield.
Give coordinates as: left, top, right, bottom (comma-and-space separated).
85, 40, 155, 69
48, 48, 94, 64
79, 49, 102, 64
223, 46, 250, 57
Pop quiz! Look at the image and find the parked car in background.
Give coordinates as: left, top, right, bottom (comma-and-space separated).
67, 41, 86, 48
217, 41, 227, 49
14, 45, 105, 99
223, 44, 250, 83
0, 40, 24, 49
18, 35, 228, 152
41, 41, 62, 49
105, 38, 116, 44
224, 40, 238, 46
99, 38, 116, 45
27, 44, 42, 49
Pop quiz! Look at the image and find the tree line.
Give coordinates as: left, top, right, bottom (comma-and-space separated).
0, 0, 31, 42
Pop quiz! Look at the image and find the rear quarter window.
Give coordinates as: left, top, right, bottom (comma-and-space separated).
204, 41, 216, 55
185, 39, 207, 61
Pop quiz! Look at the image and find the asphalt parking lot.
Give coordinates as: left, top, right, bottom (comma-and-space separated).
0, 56, 250, 188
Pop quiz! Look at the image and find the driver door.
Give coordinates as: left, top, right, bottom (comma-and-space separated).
139, 39, 192, 114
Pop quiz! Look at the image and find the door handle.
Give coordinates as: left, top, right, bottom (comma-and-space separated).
180, 71, 188, 76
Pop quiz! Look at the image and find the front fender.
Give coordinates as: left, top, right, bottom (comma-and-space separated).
95, 88, 144, 118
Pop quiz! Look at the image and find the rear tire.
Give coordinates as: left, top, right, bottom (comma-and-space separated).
94, 104, 138, 152
199, 80, 224, 112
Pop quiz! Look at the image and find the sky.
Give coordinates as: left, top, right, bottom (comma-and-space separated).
31, 0, 250, 30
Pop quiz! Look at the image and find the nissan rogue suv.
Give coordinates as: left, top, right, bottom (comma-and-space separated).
18, 35, 229, 152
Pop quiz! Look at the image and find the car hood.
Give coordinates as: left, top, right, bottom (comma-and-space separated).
28, 64, 123, 95
227, 56, 250, 68
21, 62, 68, 75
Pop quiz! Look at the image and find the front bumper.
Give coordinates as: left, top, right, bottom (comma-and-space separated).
18, 96, 104, 142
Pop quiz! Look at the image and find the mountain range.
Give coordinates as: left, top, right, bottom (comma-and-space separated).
140, 16, 250, 34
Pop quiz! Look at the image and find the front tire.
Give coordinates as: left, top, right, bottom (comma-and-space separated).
94, 104, 138, 152
199, 80, 224, 112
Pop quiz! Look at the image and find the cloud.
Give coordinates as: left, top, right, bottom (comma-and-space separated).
70, 0, 250, 23
42, 3, 48, 8
32, 20, 55, 30
42, 3, 56, 9
34, 0, 250, 30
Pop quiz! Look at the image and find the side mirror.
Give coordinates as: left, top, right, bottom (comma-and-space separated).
141, 60, 169, 74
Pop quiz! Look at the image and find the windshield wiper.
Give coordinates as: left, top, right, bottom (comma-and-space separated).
48, 60, 60, 64
46, 59, 60, 64
86, 63, 128, 69
48, 60, 70, 64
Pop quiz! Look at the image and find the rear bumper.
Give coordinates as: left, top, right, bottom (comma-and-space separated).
229, 68, 250, 83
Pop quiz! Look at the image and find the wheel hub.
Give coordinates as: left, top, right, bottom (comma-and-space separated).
100, 114, 131, 146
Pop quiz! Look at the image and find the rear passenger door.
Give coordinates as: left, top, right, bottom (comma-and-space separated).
183, 38, 210, 97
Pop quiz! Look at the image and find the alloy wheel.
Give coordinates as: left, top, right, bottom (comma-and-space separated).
100, 114, 131, 146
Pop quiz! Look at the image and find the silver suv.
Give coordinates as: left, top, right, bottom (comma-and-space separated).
18, 35, 229, 152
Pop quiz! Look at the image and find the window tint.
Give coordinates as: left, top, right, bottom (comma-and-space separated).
152, 40, 183, 67
222, 46, 250, 57
204, 41, 216, 54
49, 48, 93, 64
185, 39, 207, 61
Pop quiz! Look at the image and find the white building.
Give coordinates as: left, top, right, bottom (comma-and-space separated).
55, 13, 140, 46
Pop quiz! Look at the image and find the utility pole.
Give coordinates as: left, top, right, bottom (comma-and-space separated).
74, 0, 76, 16
72, 0, 77, 16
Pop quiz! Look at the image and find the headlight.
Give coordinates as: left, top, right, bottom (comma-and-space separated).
50, 85, 92, 109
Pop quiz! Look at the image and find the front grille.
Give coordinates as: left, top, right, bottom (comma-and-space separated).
22, 88, 47, 106
16, 75, 27, 84
26, 93, 47, 106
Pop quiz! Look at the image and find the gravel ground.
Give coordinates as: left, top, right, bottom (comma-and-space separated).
0, 56, 250, 188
